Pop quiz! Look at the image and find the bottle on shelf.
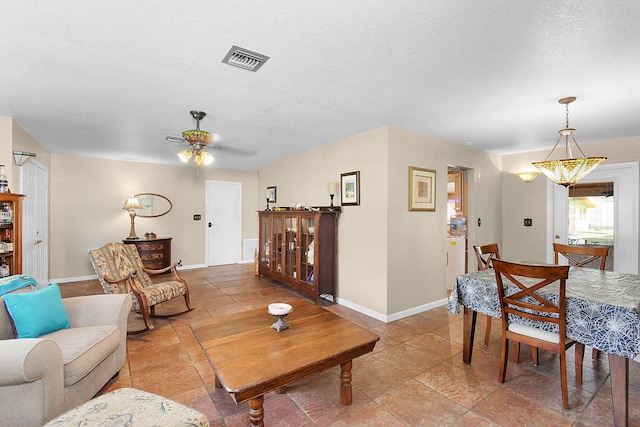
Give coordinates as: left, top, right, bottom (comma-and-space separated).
0, 258, 9, 277
0, 165, 8, 194
0, 202, 12, 225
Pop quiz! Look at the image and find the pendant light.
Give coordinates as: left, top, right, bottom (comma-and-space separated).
532, 97, 606, 187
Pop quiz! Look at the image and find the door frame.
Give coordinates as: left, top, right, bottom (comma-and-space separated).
548, 161, 639, 273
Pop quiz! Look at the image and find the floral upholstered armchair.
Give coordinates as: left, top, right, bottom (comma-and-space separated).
89, 242, 193, 333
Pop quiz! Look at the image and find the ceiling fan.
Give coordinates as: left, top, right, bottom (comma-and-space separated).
166, 110, 215, 166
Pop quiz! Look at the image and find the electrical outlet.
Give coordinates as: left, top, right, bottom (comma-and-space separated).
193, 214, 201, 220
524, 218, 532, 226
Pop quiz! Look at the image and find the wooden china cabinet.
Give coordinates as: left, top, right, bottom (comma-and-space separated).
0, 193, 24, 277
258, 208, 339, 303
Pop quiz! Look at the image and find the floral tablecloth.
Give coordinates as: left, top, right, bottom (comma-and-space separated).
447, 267, 640, 359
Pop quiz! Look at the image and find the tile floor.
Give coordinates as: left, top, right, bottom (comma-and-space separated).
60, 263, 640, 426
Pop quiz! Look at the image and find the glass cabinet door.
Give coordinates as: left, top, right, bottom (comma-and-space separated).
272, 216, 283, 273
299, 216, 315, 285
259, 215, 271, 269
284, 216, 297, 279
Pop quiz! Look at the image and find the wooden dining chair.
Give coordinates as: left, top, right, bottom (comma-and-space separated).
473, 243, 500, 346
554, 242, 609, 360
492, 259, 585, 409
553, 243, 609, 270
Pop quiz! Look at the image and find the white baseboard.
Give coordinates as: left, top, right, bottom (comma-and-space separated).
337, 297, 449, 323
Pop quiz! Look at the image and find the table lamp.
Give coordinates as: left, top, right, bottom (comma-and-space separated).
122, 196, 143, 239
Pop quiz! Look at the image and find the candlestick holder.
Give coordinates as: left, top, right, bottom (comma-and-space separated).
265, 198, 270, 211
327, 182, 338, 212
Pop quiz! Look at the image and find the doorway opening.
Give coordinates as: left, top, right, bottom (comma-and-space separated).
568, 182, 614, 270
446, 167, 468, 292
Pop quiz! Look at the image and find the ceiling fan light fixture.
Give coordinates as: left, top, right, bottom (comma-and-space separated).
182, 129, 212, 144
194, 150, 214, 166
532, 96, 606, 187
178, 149, 193, 163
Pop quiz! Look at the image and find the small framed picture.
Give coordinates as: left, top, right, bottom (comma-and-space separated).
340, 171, 360, 206
409, 166, 436, 211
266, 186, 277, 203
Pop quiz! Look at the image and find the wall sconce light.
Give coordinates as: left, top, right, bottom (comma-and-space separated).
13, 151, 36, 166
327, 182, 338, 211
122, 196, 143, 240
516, 171, 540, 182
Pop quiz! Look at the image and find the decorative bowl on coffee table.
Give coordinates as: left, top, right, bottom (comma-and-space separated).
268, 303, 292, 332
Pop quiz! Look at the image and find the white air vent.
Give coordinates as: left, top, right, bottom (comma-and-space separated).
222, 46, 269, 72
243, 238, 259, 261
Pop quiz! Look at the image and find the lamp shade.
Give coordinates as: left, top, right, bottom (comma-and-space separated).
533, 157, 606, 187
194, 150, 214, 166
178, 149, 194, 163
122, 196, 143, 210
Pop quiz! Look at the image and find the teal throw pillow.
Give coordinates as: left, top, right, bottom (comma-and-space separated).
3, 283, 71, 338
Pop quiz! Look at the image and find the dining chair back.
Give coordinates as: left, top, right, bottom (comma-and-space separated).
492, 259, 584, 409
554, 242, 609, 360
473, 243, 500, 271
473, 243, 500, 346
553, 243, 609, 270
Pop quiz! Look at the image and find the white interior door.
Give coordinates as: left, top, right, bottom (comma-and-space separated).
550, 162, 639, 273
206, 180, 242, 266
21, 160, 49, 283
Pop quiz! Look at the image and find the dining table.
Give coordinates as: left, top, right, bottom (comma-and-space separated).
447, 266, 640, 427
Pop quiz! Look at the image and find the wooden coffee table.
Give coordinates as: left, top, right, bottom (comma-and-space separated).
191, 299, 379, 426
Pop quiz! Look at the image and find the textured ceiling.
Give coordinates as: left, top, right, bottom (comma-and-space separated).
1, 1, 639, 171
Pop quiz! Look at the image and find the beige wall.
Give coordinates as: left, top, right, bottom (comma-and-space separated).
0, 118, 51, 193
259, 126, 503, 319
260, 127, 391, 314
502, 136, 640, 271
50, 155, 259, 280
0, 118, 11, 182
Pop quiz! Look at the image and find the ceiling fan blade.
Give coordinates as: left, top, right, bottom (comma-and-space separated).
211, 144, 257, 157
165, 136, 186, 143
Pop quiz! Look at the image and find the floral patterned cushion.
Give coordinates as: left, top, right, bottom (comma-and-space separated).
88, 243, 186, 312
44, 387, 209, 426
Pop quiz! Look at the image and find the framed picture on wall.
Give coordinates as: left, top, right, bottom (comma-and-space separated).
340, 171, 360, 206
409, 166, 436, 211
266, 186, 277, 203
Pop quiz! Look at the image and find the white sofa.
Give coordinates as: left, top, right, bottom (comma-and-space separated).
0, 292, 131, 426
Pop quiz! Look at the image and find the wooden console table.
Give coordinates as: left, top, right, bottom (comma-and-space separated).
123, 237, 172, 270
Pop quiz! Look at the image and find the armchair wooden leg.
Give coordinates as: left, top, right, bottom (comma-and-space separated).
592, 348, 600, 360
531, 346, 539, 366
513, 342, 521, 363
126, 295, 154, 335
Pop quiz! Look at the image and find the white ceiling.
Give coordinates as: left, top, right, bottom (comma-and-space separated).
1, 1, 639, 171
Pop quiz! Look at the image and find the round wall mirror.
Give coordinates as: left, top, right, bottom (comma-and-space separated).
134, 193, 173, 218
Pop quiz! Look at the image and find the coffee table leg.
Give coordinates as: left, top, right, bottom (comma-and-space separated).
340, 360, 353, 405
248, 395, 264, 427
